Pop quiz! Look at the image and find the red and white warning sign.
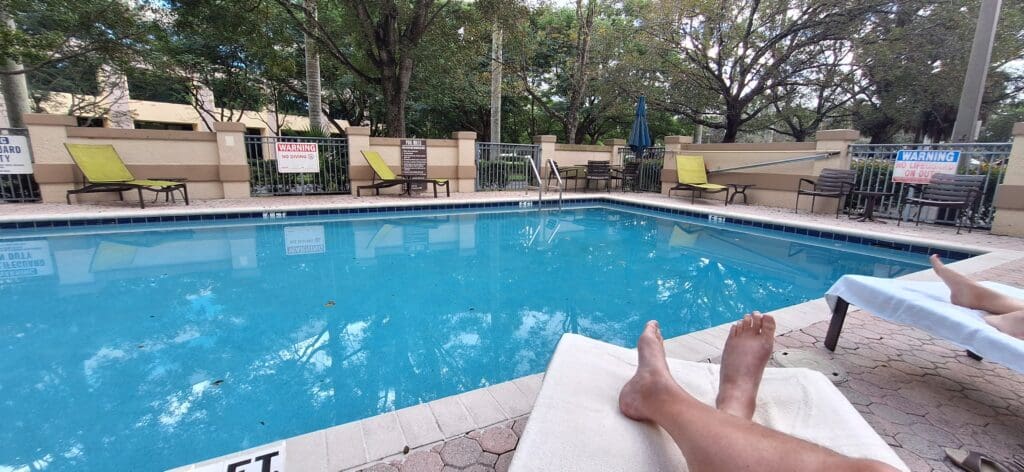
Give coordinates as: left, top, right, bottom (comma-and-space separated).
275, 142, 320, 173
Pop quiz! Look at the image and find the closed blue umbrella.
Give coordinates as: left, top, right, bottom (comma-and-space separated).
627, 96, 652, 155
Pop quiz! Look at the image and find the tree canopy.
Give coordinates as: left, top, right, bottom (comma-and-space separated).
3, 0, 1023, 142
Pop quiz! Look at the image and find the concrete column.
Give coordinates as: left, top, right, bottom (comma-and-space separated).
214, 121, 249, 199
97, 65, 133, 129
21, 114, 77, 202
607, 138, 626, 166
990, 122, 1024, 236
453, 131, 477, 192
347, 126, 372, 194
660, 135, 692, 195
532, 134, 557, 178
802, 129, 861, 214
0, 88, 9, 128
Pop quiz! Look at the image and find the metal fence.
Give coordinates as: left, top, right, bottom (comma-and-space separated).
848, 142, 1011, 227
0, 128, 40, 203
244, 135, 349, 196
618, 147, 665, 193
475, 142, 541, 191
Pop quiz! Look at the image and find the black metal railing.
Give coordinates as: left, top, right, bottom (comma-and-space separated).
618, 147, 665, 193
244, 135, 349, 196
0, 128, 40, 203
475, 142, 541, 191
848, 142, 1011, 228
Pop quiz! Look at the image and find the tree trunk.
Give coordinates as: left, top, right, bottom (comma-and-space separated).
722, 111, 742, 143
304, 0, 324, 133
489, 25, 503, 143
1, 14, 30, 128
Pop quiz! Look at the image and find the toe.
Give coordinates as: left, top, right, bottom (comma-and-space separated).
762, 315, 776, 336
751, 312, 763, 333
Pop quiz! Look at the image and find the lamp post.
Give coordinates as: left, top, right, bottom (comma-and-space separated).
950, 0, 1001, 146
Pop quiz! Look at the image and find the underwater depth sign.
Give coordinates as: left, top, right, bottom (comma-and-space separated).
891, 150, 960, 184
0, 134, 33, 174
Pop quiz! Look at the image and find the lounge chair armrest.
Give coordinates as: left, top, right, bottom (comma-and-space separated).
797, 178, 816, 190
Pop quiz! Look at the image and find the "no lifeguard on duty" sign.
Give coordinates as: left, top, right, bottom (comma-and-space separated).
891, 150, 961, 184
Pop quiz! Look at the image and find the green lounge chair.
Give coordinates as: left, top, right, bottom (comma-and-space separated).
65, 144, 188, 209
357, 150, 450, 198
668, 155, 729, 205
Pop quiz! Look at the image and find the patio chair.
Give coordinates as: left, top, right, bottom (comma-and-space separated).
511, 333, 909, 472
614, 160, 641, 192
668, 155, 729, 205
896, 173, 985, 234
824, 275, 1024, 373
547, 160, 582, 191
64, 144, 189, 209
794, 168, 856, 218
584, 160, 612, 192
357, 150, 450, 198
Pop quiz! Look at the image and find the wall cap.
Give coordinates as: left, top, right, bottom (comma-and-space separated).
451, 131, 477, 140
606, 138, 627, 145
533, 135, 557, 143
664, 136, 693, 145
213, 121, 246, 133
815, 129, 860, 141
68, 127, 217, 141
347, 126, 371, 136
22, 113, 78, 127
1012, 122, 1024, 137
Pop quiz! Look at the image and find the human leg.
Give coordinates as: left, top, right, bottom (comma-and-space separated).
930, 255, 1024, 314
619, 320, 898, 472
716, 311, 775, 419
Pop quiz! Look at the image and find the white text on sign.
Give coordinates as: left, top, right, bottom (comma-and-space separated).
891, 150, 961, 184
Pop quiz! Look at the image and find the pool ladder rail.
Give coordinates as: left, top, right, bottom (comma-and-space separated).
521, 157, 564, 209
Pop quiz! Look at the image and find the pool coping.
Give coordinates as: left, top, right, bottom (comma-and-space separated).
1, 195, 988, 261
10, 194, 1016, 471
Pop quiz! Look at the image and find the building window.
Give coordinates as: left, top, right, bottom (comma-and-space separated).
134, 121, 196, 131
246, 127, 264, 136
77, 117, 104, 127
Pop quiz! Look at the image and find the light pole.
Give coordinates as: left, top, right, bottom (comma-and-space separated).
950, 0, 1001, 145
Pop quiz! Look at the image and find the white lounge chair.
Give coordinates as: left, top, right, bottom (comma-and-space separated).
511, 334, 908, 472
824, 275, 1024, 372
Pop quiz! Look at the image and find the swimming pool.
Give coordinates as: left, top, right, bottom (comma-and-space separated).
0, 203, 945, 470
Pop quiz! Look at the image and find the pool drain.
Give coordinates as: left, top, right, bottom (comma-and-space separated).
771, 349, 848, 384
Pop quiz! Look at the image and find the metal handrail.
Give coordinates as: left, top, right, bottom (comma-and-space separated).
523, 156, 543, 207
707, 151, 839, 174
547, 159, 563, 209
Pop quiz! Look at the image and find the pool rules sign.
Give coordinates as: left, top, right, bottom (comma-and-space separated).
275, 142, 319, 173
0, 133, 32, 174
401, 139, 427, 191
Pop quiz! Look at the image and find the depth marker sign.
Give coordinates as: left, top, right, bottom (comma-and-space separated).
0, 134, 33, 174
891, 150, 960, 184
275, 142, 320, 173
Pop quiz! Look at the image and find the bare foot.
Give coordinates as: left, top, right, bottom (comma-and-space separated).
619, 320, 685, 422
930, 254, 983, 308
985, 312, 1024, 340
716, 312, 775, 419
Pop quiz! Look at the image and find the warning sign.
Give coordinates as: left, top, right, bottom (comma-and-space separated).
892, 150, 960, 184
0, 134, 33, 174
275, 142, 320, 173
401, 139, 427, 191
0, 240, 53, 281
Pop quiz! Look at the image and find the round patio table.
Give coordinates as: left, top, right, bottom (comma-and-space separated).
852, 190, 893, 223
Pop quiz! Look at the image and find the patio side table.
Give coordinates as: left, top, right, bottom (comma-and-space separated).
727, 184, 755, 204
851, 190, 893, 223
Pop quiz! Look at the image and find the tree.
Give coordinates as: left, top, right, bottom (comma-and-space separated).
271, 0, 451, 137
641, 0, 883, 142
303, 0, 325, 133
767, 42, 863, 141
1, 0, 157, 126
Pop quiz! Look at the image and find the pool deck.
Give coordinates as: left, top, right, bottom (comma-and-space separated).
3, 192, 1023, 472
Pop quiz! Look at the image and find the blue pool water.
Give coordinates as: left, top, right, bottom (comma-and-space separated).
0, 204, 935, 471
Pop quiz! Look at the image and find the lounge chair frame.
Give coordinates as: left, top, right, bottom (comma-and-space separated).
356, 150, 450, 198
668, 156, 730, 205
895, 173, 985, 235
824, 295, 984, 361
67, 182, 189, 210
794, 168, 856, 218
584, 160, 612, 192
64, 144, 189, 209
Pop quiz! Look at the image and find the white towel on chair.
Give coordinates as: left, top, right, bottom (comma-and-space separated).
825, 275, 1024, 373
511, 334, 908, 472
